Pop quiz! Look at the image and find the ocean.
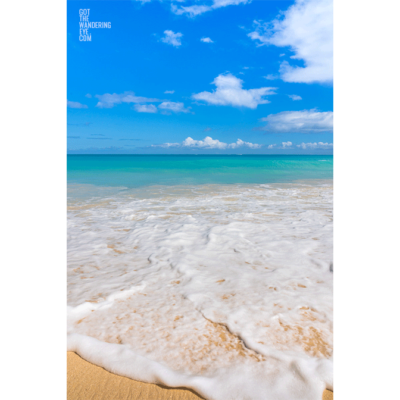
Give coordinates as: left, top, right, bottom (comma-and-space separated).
67, 155, 333, 400
68, 154, 333, 189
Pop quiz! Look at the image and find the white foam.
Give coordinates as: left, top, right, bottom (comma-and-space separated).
67, 182, 333, 399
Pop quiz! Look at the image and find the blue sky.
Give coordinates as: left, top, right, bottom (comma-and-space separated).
67, 0, 333, 154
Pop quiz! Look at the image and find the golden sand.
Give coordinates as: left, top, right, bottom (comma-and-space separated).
67, 352, 203, 400
67, 351, 333, 400
322, 388, 333, 400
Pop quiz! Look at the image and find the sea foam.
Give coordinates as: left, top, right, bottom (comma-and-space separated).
67, 181, 333, 400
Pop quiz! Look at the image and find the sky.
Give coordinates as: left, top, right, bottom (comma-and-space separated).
67, 0, 333, 154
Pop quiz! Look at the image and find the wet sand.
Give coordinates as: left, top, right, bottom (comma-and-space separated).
67, 352, 333, 400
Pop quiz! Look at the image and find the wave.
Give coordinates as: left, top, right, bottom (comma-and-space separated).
67, 182, 333, 399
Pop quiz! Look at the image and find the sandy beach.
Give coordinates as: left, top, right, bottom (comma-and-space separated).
67, 352, 203, 400
67, 352, 333, 400
67, 181, 333, 399
66, 0, 335, 391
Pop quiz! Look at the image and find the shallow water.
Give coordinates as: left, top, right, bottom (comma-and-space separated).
68, 155, 333, 188
67, 179, 333, 400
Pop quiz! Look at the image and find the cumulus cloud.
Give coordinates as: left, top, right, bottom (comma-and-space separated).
172, 0, 250, 17
260, 109, 333, 133
288, 94, 302, 101
183, 136, 226, 149
153, 136, 261, 149
192, 73, 276, 109
281, 141, 293, 148
201, 37, 214, 43
296, 142, 333, 149
267, 144, 276, 149
161, 30, 183, 47
134, 104, 158, 113
228, 138, 261, 149
248, 0, 333, 83
164, 90, 175, 94
158, 101, 191, 113
95, 92, 160, 108
67, 100, 88, 109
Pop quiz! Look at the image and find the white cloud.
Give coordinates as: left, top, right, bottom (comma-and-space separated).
248, 0, 333, 83
67, 100, 88, 109
161, 30, 183, 47
182, 136, 227, 149
153, 136, 261, 149
153, 142, 181, 148
264, 74, 278, 80
201, 37, 214, 43
266, 141, 333, 150
172, 5, 211, 17
85, 94, 92, 98
164, 90, 175, 94
260, 109, 333, 133
192, 73, 276, 109
95, 92, 160, 108
281, 141, 293, 148
172, 0, 250, 17
213, 0, 249, 7
296, 142, 333, 149
288, 94, 302, 101
134, 104, 158, 113
158, 101, 190, 113
228, 138, 261, 149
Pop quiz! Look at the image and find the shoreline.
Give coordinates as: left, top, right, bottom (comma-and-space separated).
67, 352, 333, 400
67, 351, 203, 400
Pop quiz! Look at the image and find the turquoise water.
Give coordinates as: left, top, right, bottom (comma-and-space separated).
67, 155, 333, 188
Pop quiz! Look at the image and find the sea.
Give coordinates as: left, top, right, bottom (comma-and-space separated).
67, 155, 333, 400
